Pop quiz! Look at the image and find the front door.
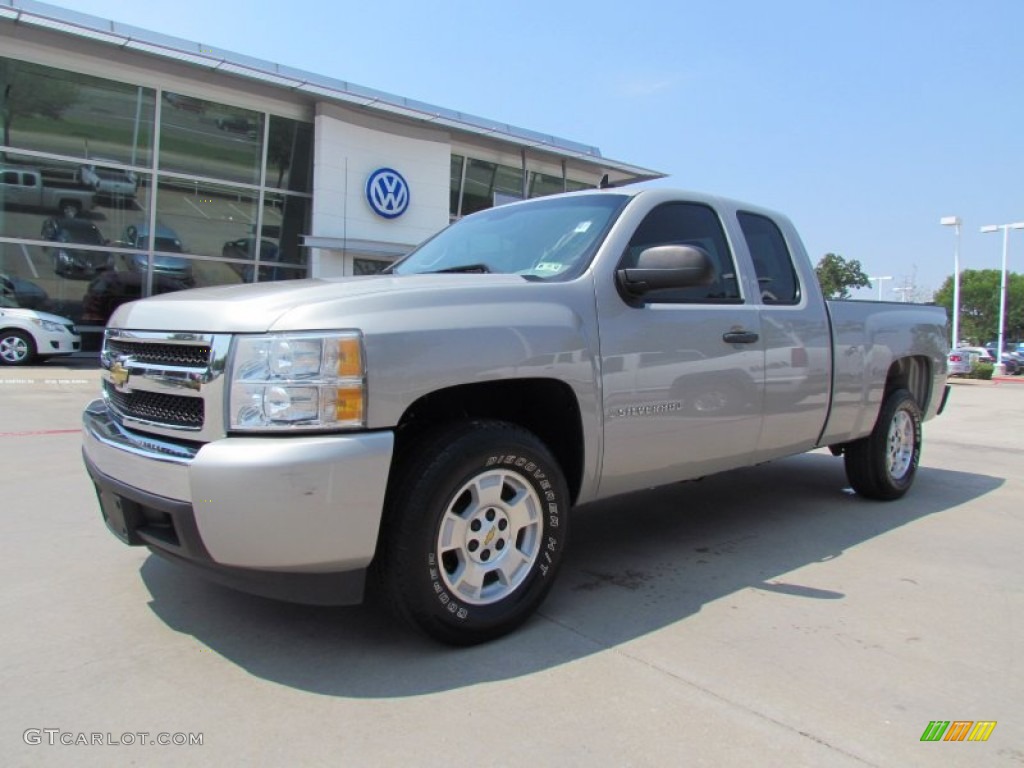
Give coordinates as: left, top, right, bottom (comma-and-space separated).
596, 201, 765, 498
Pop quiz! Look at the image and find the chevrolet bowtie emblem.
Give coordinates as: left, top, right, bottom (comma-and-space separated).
109, 361, 130, 390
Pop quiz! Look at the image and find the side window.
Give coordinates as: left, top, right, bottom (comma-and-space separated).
622, 202, 741, 303
737, 211, 800, 305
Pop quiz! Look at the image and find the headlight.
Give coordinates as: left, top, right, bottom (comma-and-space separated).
228, 331, 366, 431
31, 318, 66, 333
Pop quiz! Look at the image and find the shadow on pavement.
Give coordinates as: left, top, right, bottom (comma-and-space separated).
139, 452, 1002, 698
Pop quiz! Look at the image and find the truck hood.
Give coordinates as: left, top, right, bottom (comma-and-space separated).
108, 274, 534, 333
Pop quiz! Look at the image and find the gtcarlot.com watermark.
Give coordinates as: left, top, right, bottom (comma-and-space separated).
24, 729, 203, 747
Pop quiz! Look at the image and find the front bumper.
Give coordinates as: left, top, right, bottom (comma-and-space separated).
36, 328, 80, 356
82, 398, 394, 605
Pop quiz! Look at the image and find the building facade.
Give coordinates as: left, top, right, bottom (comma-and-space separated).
0, 0, 661, 343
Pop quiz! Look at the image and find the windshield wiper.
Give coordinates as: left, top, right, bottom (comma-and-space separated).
428, 263, 491, 274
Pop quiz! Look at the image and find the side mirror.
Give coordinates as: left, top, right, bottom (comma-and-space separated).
616, 244, 714, 297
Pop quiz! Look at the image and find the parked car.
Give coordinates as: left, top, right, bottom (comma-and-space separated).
221, 237, 291, 281
215, 116, 258, 138
82, 186, 951, 645
946, 349, 972, 377
41, 217, 111, 279
1002, 350, 1024, 375
121, 223, 193, 283
1, 165, 96, 218
0, 273, 48, 310
963, 345, 1019, 375
81, 269, 191, 325
79, 162, 138, 199
0, 282, 80, 365
984, 342, 1023, 375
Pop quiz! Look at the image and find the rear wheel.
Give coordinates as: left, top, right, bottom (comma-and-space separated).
377, 420, 569, 645
844, 388, 922, 500
0, 330, 36, 366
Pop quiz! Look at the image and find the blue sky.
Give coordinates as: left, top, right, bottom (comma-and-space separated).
55, 0, 1024, 300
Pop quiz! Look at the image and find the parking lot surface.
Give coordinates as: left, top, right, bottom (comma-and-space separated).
2, 363, 1022, 767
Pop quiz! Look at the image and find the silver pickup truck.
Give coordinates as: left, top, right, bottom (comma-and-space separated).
82, 188, 949, 644
1, 166, 97, 218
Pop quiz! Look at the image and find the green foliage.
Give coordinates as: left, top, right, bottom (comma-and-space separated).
0, 59, 79, 149
933, 269, 1024, 345
971, 361, 994, 380
815, 253, 872, 299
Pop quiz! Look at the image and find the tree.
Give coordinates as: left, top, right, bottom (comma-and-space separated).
0, 59, 78, 154
814, 253, 872, 299
933, 269, 1024, 345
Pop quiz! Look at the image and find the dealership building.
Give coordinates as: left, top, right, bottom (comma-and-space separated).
0, 0, 661, 343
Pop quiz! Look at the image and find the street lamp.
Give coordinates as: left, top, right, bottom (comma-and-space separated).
980, 221, 1024, 376
940, 216, 961, 348
868, 275, 892, 301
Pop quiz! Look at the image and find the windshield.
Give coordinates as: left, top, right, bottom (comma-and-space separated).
393, 193, 630, 280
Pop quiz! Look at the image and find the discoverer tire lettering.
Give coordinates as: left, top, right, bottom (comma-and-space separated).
377, 420, 569, 645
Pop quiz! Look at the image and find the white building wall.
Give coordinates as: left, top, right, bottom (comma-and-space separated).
312, 103, 451, 276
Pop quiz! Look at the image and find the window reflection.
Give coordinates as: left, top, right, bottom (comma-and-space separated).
266, 116, 312, 193
160, 92, 263, 185
0, 57, 154, 167
153, 178, 259, 261
449, 154, 464, 217
461, 159, 524, 216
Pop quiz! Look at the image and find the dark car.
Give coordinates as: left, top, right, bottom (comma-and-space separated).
81, 269, 190, 325
41, 217, 110, 279
983, 343, 1022, 375
0, 273, 49, 310
221, 236, 279, 262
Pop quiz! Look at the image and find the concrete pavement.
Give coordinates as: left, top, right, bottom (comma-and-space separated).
1, 370, 1021, 766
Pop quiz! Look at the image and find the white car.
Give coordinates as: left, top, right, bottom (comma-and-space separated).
0, 292, 81, 366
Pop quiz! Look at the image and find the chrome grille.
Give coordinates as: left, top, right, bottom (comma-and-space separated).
105, 339, 211, 366
104, 382, 204, 428
101, 330, 231, 442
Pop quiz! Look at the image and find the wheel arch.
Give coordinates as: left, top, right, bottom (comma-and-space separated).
391, 378, 585, 504
884, 355, 932, 412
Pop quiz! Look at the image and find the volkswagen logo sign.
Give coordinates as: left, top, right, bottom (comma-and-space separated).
366, 168, 410, 219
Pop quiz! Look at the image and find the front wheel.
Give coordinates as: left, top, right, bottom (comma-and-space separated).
0, 330, 36, 366
377, 420, 569, 645
844, 388, 922, 500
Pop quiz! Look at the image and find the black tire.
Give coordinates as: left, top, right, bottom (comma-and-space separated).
377, 420, 569, 645
844, 388, 922, 500
0, 329, 37, 366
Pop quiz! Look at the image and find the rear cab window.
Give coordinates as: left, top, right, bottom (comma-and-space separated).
737, 211, 801, 305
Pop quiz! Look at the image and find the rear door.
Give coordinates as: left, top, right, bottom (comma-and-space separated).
596, 200, 765, 498
735, 211, 831, 462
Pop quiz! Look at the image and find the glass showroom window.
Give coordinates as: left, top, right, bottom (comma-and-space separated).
449, 154, 465, 218
0, 150, 154, 327
460, 159, 524, 216
266, 116, 313, 193
160, 92, 264, 186
0, 57, 155, 169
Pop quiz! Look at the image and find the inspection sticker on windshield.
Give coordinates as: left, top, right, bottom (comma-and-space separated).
574, 221, 592, 233
535, 262, 565, 274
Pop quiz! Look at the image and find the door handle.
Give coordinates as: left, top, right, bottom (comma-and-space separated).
723, 331, 759, 344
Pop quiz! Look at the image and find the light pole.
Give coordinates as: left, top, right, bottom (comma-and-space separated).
940, 216, 961, 348
868, 275, 892, 301
980, 221, 1024, 376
